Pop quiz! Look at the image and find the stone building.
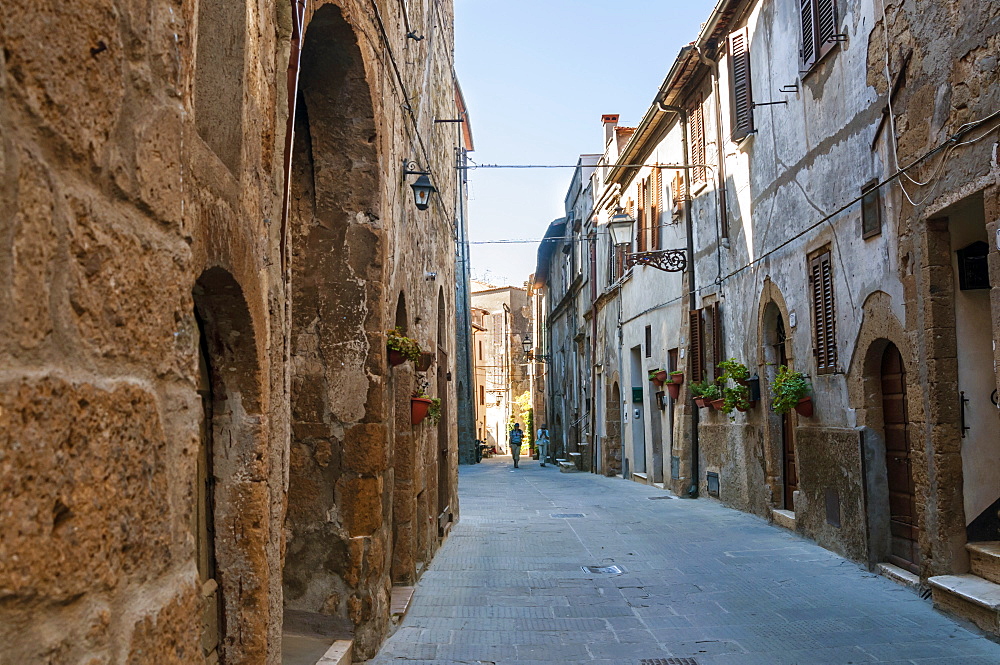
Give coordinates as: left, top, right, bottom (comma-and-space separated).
470, 282, 530, 454
537, 0, 1000, 636
1, 0, 466, 662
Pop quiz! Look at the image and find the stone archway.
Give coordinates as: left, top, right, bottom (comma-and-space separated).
283, 2, 387, 649
193, 267, 269, 664
756, 281, 795, 513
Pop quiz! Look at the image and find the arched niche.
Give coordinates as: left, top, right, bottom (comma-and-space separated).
284, 1, 386, 637
192, 266, 268, 663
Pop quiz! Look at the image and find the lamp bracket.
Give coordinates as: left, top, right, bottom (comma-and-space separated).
402, 159, 429, 176
624, 249, 687, 273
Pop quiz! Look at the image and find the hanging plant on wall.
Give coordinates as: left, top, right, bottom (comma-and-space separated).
426, 397, 443, 425
665, 370, 684, 399
387, 327, 423, 366
771, 365, 812, 416
717, 359, 755, 415
411, 390, 435, 425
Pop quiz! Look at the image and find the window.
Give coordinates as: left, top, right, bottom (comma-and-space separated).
809, 249, 837, 374
690, 97, 706, 185
479, 385, 485, 405
609, 242, 628, 284
478, 340, 483, 360
651, 168, 661, 248
670, 172, 686, 218
728, 27, 754, 141
637, 179, 647, 252
645, 325, 652, 358
861, 180, 882, 238
800, 0, 838, 71
689, 303, 723, 383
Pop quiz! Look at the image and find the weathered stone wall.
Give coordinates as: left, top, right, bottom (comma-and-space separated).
871, 0, 1000, 576
0, 0, 461, 662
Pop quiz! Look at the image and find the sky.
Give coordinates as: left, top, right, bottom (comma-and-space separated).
454, 0, 715, 287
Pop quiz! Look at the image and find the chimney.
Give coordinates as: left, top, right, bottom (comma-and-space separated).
602, 114, 619, 147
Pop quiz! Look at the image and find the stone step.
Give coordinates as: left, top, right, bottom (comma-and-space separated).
558, 460, 578, 473
927, 574, 1000, 635
968, 542, 1000, 585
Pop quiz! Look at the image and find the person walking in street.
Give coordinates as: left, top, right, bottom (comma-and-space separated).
536, 424, 549, 467
509, 423, 524, 469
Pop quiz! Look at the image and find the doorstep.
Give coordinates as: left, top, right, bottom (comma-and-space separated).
771, 508, 796, 530
282, 610, 353, 665
877, 562, 920, 590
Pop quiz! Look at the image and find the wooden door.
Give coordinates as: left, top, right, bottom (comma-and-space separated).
881, 343, 920, 572
437, 347, 451, 536
196, 343, 222, 664
777, 316, 798, 510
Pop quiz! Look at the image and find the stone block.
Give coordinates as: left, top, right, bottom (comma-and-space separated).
338, 476, 383, 536
6, 145, 56, 350
126, 585, 202, 665
342, 423, 389, 475
0, 378, 172, 602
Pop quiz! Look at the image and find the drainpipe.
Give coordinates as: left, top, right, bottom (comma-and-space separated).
656, 99, 699, 498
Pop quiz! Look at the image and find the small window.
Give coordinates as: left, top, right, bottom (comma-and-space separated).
800, 0, 839, 71
809, 249, 837, 374
644, 326, 652, 358
861, 180, 882, 239
479, 385, 485, 405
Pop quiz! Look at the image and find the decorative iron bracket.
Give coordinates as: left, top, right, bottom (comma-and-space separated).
624, 249, 687, 273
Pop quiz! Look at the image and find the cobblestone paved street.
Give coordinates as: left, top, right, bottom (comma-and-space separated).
366, 457, 1000, 665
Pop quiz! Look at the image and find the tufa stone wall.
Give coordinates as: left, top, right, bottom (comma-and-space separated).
0, 0, 462, 662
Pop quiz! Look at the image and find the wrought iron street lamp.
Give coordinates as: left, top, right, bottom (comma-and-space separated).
605, 207, 687, 273
403, 160, 437, 210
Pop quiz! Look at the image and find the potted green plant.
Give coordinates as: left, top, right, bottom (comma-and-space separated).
648, 368, 667, 386
426, 397, 442, 424
690, 380, 712, 408
716, 359, 755, 413
665, 370, 684, 400
387, 327, 422, 366
771, 365, 812, 416
705, 384, 725, 410
411, 391, 435, 425
718, 358, 750, 385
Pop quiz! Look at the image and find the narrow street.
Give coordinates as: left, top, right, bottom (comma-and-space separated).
369, 458, 1000, 665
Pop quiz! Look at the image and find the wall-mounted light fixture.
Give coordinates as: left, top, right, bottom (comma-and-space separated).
521, 335, 551, 363
606, 206, 687, 273
403, 159, 436, 210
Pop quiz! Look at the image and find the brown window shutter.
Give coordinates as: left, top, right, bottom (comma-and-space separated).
810, 250, 837, 373
637, 181, 646, 252
800, 0, 817, 68
728, 28, 754, 141
689, 309, 703, 383
690, 98, 706, 183
816, 0, 837, 58
710, 302, 723, 380
651, 169, 661, 249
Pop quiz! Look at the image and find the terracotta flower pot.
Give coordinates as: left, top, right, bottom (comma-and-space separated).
669, 372, 684, 385
710, 398, 725, 411
693, 396, 709, 408
654, 370, 668, 383
416, 352, 435, 372
794, 396, 814, 417
666, 382, 682, 400
735, 401, 757, 412
388, 349, 407, 366
411, 397, 433, 425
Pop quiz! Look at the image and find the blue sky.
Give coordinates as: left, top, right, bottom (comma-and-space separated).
454, 0, 714, 286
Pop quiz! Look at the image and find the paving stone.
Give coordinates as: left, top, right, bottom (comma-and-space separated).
365, 458, 1000, 663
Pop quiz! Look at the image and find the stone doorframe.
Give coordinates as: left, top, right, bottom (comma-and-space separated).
755, 279, 794, 512
605, 377, 622, 476
845, 290, 925, 571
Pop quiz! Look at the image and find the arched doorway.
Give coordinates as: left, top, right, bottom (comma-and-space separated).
761, 296, 797, 513
606, 382, 622, 476
193, 267, 267, 663
284, 0, 384, 631
881, 343, 920, 572
436, 289, 452, 537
